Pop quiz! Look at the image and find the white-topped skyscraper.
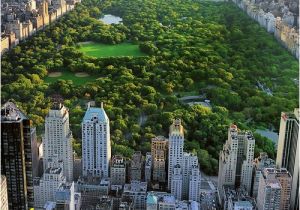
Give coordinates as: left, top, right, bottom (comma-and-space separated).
43, 102, 73, 182
168, 119, 184, 190
82, 102, 111, 178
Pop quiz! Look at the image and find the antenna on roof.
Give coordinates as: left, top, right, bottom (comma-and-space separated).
101, 102, 104, 109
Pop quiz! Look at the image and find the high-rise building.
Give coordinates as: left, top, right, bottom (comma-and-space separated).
276, 109, 299, 210
123, 181, 147, 210
171, 164, 183, 201
151, 136, 168, 183
43, 102, 73, 181
256, 168, 291, 210
1, 102, 35, 209
182, 152, 198, 200
168, 119, 184, 190
144, 152, 152, 183
189, 165, 201, 202
110, 155, 126, 186
218, 125, 255, 196
0, 176, 8, 210
276, 168, 292, 210
33, 156, 66, 208
82, 103, 111, 178
251, 152, 275, 198
130, 151, 143, 181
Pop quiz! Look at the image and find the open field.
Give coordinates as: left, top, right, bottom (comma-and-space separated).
78, 42, 146, 58
44, 71, 94, 85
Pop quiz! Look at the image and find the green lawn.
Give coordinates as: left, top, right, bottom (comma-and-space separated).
44, 71, 95, 85
78, 42, 146, 58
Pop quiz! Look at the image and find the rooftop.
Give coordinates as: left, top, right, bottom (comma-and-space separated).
1, 102, 27, 122
83, 104, 109, 123
45, 167, 62, 174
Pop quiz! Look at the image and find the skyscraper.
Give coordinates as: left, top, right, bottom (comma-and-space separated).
151, 136, 168, 183
276, 109, 299, 210
168, 119, 184, 190
1, 102, 35, 209
43, 102, 73, 181
218, 125, 255, 196
82, 102, 111, 178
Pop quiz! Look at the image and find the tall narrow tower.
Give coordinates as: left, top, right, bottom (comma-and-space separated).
276, 109, 299, 210
1, 102, 35, 209
82, 102, 111, 178
43, 102, 73, 181
168, 119, 184, 190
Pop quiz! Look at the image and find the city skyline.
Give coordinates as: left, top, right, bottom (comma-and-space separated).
1, 0, 298, 209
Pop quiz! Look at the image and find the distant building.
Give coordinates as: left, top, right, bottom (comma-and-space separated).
33, 157, 66, 208
111, 155, 126, 186
0, 176, 8, 210
256, 168, 292, 210
171, 164, 183, 201
73, 157, 82, 181
251, 153, 275, 198
151, 136, 168, 183
276, 109, 299, 210
55, 182, 78, 210
76, 177, 104, 208
144, 152, 152, 183
146, 192, 200, 210
123, 181, 147, 210
182, 152, 199, 200
218, 125, 255, 197
82, 102, 111, 178
130, 151, 144, 181
1, 102, 35, 209
43, 102, 73, 181
223, 186, 255, 210
168, 119, 184, 190
189, 165, 201, 202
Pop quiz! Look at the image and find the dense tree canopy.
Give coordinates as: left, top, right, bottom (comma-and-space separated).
1, 0, 298, 174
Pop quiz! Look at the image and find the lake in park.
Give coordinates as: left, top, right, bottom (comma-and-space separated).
100, 14, 122, 24
256, 129, 279, 147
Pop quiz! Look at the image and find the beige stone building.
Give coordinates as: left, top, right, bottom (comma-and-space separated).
151, 136, 168, 183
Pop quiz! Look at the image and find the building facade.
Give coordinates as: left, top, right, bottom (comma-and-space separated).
276, 109, 299, 210
110, 155, 126, 186
43, 102, 73, 181
1, 102, 35, 209
218, 125, 255, 197
130, 151, 143, 181
82, 103, 111, 178
0, 176, 9, 210
151, 136, 168, 183
256, 168, 282, 210
171, 164, 183, 201
168, 119, 184, 190
33, 166, 66, 208
251, 152, 275, 198
123, 181, 147, 210
189, 165, 201, 202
